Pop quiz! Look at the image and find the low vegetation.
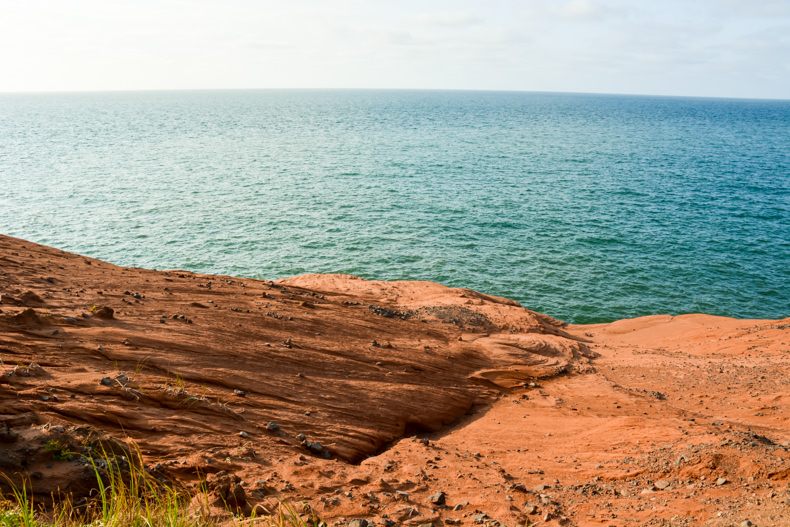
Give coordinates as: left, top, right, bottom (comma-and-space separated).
0, 444, 319, 527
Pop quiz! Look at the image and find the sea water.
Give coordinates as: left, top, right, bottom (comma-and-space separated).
1, 90, 788, 323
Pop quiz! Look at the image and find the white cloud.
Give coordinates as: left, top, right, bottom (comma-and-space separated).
0, 0, 787, 98
415, 11, 483, 27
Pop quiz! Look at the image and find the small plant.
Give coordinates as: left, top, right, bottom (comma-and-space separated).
44, 439, 73, 462
0, 442, 325, 526
0, 476, 36, 527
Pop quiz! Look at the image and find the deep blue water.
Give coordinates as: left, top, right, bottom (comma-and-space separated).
1, 90, 788, 323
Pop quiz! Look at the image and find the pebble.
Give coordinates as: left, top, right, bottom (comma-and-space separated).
453, 501, 468, 511
716, 477, 728, 486
429, 491, 446, 506
100, 377, 112, 386
266, 422, 280, 432
654, 479, 671, 490
239, 431, 248, 438
234, 389, 246, 397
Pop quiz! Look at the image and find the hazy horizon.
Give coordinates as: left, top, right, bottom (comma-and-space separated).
2, 0, 789, 100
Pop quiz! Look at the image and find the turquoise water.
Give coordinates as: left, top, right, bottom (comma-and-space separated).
1, 90, 788, 323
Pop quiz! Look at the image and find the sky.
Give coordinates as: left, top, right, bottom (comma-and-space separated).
1, 0, 789, 99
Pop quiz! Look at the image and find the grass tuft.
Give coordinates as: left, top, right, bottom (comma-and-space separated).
0, 442, 319, 527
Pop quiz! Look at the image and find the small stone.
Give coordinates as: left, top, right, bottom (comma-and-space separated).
525, 504, 538, 514
739, 521, 753, 527
40, 395, 49, 401
716, 477, 727, 486
654, 479, 671, 490
429, 492, 446, 506
100, 377, 112, 386
94, 306, 114, 319
347, 519, 370, 527
239, 431, 248, 438
452, 501, 468, 511
234, 389, 246, 397
266, 422, 280, 432
395, 491, 409, 501
533, 484, 547, 492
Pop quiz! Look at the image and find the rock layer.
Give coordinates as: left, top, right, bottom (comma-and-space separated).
1, 234, 789, 526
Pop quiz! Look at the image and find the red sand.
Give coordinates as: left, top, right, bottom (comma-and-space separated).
1, 234, 788, 526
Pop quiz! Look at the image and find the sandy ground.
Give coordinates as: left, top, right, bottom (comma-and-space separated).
1, 234, 788, 526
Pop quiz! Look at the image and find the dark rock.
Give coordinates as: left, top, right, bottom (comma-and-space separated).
266, 422, 280, 432
93, 306, 114, 319
234, 389, 246, 397
429, 492, 446, 506
207, 472, 249, 513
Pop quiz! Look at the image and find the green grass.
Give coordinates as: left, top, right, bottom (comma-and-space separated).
0, 443, 321, 527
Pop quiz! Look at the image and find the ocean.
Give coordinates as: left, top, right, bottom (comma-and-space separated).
1, 90, 788, 324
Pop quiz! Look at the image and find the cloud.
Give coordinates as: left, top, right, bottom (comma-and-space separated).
244, 41, 297, 50
550, 0, 626, 20
415, 11, 483, 27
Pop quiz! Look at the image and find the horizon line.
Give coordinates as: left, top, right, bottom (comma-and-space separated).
1, 86, 788, 103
